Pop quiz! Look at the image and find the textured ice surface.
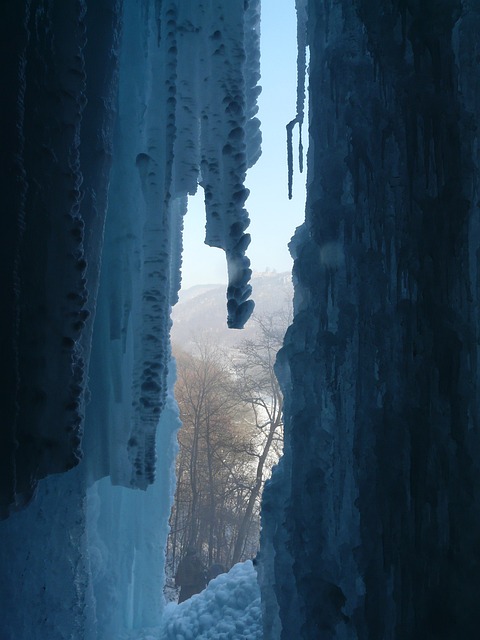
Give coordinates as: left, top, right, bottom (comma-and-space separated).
1, 0, 261, 512
0, 467, 93, 640
0, 0, 117, 517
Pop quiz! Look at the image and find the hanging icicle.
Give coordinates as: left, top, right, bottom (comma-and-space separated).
286, 0, 308, 200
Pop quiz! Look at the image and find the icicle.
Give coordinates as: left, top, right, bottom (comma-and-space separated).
295, 0, 307, 132
287, 116, 296, 200
286, 0, 308, 200
299, 124, 304, 174
199, 0, 261, 329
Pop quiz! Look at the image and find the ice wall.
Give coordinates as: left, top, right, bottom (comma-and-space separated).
86, 363, 181, 637
0, 0, 122, 518
0, 0, 261, 637
260, 1, 480, 638
84, 0, 261, 489
0, 0, 261, 515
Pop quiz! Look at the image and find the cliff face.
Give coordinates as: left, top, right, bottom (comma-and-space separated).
261, 2, 480, 638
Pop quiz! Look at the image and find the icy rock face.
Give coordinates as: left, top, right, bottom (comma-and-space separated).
0, 0, 261, 511
0, 361, 180, 640
0, 466, 94, 640
261, 1, 480, 639
82, 0, 186, 489
1, 0, 261, 637
0, 0, 122, 517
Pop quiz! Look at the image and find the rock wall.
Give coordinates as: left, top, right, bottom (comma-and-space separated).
261, 2, 480, 638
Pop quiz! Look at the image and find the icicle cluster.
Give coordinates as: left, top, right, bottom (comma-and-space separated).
167, 0, 262, 328
179, 0, 261, 328
102, 0, 260, 488
0, 0, 262, 506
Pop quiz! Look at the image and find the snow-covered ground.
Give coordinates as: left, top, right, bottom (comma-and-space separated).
121, 561, 262, 640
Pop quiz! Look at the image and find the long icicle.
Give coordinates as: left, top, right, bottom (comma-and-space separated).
286, 0, 307, 199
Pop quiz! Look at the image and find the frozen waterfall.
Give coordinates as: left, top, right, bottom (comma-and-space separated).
2, 1, 480, 639
1, 0, 260, 637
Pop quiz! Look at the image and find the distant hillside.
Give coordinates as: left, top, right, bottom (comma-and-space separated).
171, 272, 293, 352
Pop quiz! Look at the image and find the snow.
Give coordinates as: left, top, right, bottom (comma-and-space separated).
121, 561, 262, 640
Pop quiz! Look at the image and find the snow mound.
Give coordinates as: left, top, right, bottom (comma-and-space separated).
125, 561, 261, 640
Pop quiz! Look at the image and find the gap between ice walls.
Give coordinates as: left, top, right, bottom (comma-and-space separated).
0, 1, 262, 638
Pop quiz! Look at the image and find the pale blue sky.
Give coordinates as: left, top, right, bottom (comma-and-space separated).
180, 0, 306, 290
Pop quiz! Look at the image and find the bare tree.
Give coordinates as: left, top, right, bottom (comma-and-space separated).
168, 341, 256, 572
167, 311, 289, 578
230, 314, 286, 564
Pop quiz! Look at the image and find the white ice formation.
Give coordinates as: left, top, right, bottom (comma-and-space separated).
1, 0, 261, 509
0, 1, 260, 637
